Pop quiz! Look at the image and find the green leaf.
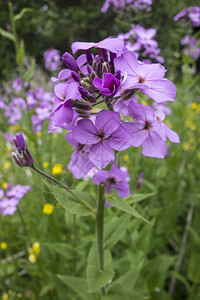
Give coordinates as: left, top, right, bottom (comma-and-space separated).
189, 227, 200, 248
43, 243, 75, 260
16, 39, 25, 65
0, 28, 15, 41
126, 192, 156, 204
188, 248, 200, 283
23, 58, 35, 81
105, 214, 131, 249
107, 195, 152, 225
14, 8, 33, 21
57, 275, 100, 300
43, 180, 96, 215
87, 242, 115, 292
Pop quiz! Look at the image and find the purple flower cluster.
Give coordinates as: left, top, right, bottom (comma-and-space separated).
44, 49, 61, 71
0, 79, 54, 133
101, 0, 152, 14
174, 6, 200, 27
48, 37, 179, 197
181, 35, 200, 61
174, 7, 200, 63
0, 184, 31, 216
118, 24, 164, 63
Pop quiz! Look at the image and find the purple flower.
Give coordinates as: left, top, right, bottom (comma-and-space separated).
155, 111, 180, 143
93, 73, 121, 97
133, 25, 158, 48
66, 132, 95, 178
12, 78, 22, 93
44, 49, 61, 71
6, 184, 31, 199
115, 51, 176, 103
126, 102, 167, 158
72, 110, 131, 168
49, 81, 81, 131
93, 163, 130, 197
0, 198, 19, 216
12, 133, 34, 167
62, 52, 79, 72
174, 6, 200, 27
136, 172, 144, 189
71, 37, 124, 54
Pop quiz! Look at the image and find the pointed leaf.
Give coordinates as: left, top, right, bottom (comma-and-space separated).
87, 242, 115, 292
0, 28, 15, 41
105, 214, 131, 249
126, 192, 156, 204
57, 275, 100, 300
43, 180, 96, 215
107, 196, 153, 224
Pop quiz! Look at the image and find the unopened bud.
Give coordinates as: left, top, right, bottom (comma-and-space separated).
102, 62, 110, 73
120, 89, 138, 101
12, 133, 34, 167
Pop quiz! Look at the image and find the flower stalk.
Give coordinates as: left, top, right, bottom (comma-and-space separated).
96, 183, 106, 271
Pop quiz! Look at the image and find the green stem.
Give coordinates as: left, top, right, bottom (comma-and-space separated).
30, 165, 96, 214
96, 183, 106, 271
8, 2, 19, 55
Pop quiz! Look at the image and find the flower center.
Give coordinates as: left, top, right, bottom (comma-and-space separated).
144, 121, 152, 130
138, 76, 146, 83
97, 131, 105, 141
107, 177, 116, 185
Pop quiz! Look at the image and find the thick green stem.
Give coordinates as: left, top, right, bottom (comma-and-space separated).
96, 183, 105, 271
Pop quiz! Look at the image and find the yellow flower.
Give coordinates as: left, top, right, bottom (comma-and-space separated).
52, 164, 63, 175
43, 203, 54, 215
191, 103, 197, 109
6, 145, 12, 152
28, 253, 37, 263
2, 183, 7, 189
43, 162, 49, 168
0, 242, 7, 250
32, 242, 40, 254
123, 154, 129, 161
2, 293, 9, 300
70, 234, 75, 240
56, 202, 61, 208
9, 125, 20, 132
3, 162, 10, 170
37, 131, 42, 138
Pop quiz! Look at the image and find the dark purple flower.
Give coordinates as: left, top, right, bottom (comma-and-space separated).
93, 163, 130, 197
72, 110, 131, 168
62, 52, 79, 72
12, 133, 34, 167
93, 73, 121, 97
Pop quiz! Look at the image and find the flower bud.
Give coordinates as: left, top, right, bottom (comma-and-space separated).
62, 52, 79, 72
102, 62, 110, 74
12, 133, 34, 167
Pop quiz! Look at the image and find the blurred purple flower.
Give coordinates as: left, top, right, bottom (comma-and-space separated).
44, 49, 61, 71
